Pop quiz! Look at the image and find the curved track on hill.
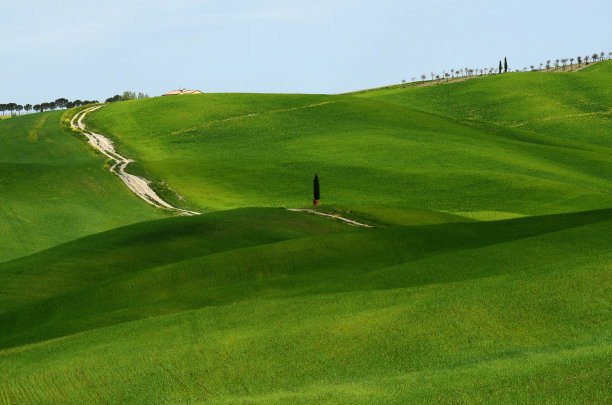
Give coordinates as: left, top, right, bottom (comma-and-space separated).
286, 208, 373, 228
70, 106, 201, 215
70, 105, 371, 226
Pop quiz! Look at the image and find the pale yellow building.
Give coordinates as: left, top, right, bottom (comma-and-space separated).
162, 89, 204, 96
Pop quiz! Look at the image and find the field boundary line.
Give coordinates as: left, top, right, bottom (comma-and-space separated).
171, 100, 343, 135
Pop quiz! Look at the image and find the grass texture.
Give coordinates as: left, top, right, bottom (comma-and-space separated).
0, 62, 610, 403
0, 208, 610, 403
86, 63, 612, 218
0, 110, 164, 262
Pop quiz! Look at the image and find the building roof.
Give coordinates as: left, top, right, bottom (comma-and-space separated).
162, 89, 204, 96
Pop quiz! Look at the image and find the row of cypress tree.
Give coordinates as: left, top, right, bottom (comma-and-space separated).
498, 57, 508, 74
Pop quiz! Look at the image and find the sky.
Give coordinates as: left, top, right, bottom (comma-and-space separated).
1, 0, 611, 104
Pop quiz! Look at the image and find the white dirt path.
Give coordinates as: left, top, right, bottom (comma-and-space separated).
70, 106, 201, 215
70, 105, 372, 227
286, 208, 373, 228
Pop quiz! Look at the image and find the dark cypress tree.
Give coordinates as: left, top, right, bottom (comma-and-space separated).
313, 174, 320, 202
504, 57, 508, 73
499, 60, 502, 74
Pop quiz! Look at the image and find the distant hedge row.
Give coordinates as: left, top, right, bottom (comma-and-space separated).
0, 99, 98, 116
1, 90, 150, 116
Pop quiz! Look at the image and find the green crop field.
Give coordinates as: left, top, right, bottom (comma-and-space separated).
0, 62, 610, 403
0, 110, 164, 262
85, 62, 612, 221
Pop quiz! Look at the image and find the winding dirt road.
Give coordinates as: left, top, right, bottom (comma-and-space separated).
70, 106, 200, 215
286, 208, 373, 228
70, 105, 371, 227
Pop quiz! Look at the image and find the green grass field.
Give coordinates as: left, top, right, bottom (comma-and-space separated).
0, 110, 164, 262
1, 208, 610, 403
86, 62, 612, 220
0, 62, 610, 403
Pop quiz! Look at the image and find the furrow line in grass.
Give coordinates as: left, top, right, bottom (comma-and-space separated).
171, 99, 343, 135
511, 107, 612, 127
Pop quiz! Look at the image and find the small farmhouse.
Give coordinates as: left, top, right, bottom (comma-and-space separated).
162, 89, 204, 96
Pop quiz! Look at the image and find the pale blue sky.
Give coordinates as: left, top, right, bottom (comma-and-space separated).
1, 0, 610, 104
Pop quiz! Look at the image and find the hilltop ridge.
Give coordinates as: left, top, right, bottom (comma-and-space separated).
0, 60, 610, 404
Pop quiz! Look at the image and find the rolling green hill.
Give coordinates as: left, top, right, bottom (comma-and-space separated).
1, 208, 610, 403
86, 62, 612, 220
1, 62, 610, 403
357, 61, 612, 148
0, 110, 164, 262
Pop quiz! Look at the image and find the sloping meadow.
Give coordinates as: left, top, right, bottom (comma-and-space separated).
1, 62, 611, 403
86, 70, 612, 217
0, 110, 164, 262
0, 208, 610, 403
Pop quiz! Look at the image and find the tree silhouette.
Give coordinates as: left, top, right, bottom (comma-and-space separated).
105, 95, 121, 103
313, 174, 320, 205
499, 60, 502, 74
585, 55, 590, 64
569, 57, 574, 67
577, 56, 582, 66
54, 98, 69, 109
421, 74, 426, 81
504, 57, 508, 73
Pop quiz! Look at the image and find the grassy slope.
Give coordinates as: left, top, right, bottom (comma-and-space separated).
357, 61, 612, 147
2, 208, 606, 349
0, 208, 348, 345
0, 209, 610, 403
1, 64, 611, 403
0, 111, 164, 262
86, 64, 612, 219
